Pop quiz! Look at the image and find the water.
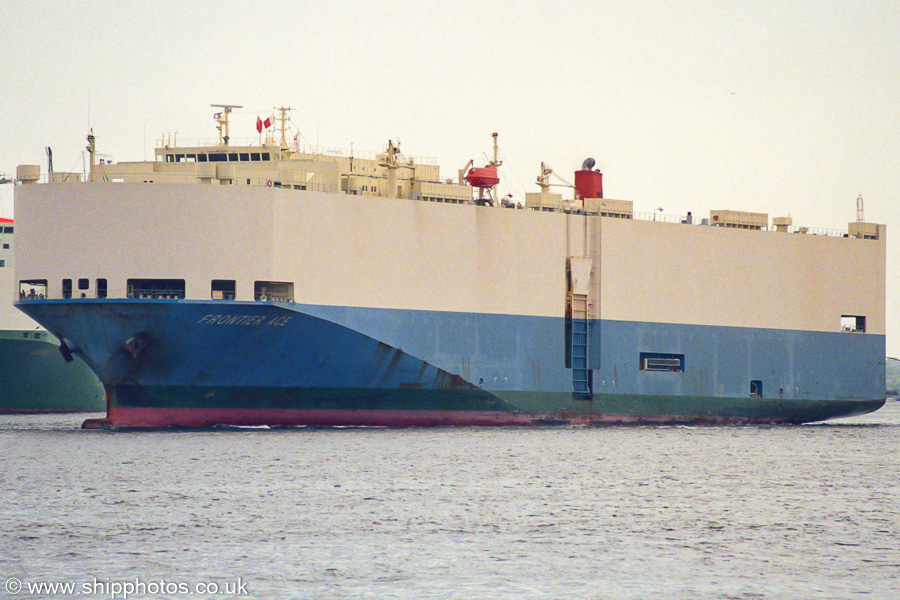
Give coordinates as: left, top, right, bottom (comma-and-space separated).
2, 404, 899, 600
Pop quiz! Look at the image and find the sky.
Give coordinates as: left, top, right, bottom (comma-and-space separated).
2, 0, 900, 352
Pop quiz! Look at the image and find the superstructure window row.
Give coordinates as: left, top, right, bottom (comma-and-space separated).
164, 152, 272, 163
20, 278, 297, 302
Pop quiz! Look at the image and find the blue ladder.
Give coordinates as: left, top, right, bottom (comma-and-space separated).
571, 294, 590, 396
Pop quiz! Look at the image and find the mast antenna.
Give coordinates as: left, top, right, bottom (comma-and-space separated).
211, 104, 243, 146
856, 194, 865, 222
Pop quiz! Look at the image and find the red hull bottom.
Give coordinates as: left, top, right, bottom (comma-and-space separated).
82, 406, 798, 429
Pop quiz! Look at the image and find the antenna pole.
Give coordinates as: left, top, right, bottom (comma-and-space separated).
86, 130, 96, 182
491, 132, 501, 168
275, 106, 292, 150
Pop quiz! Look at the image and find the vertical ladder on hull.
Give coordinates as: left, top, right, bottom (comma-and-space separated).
570, 293, 591, 397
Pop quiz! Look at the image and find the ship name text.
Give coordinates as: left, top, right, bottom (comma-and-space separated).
197, 314, 293, 327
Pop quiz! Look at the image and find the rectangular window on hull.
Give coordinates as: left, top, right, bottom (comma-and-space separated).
841, 315, 866, 333
19, 279, 47, 299
62, 278, 72, 299
254, 281, 293, 302
211, 279, 236, 300
750, 380, 763, 398
96, 278, 107, 298
640, 352, 685, 372
126, 278, 186, 299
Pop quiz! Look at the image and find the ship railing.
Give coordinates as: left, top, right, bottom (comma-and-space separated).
255, 294, 293, 302
631, 211, 849, 237
293, 144, 439, 166
633, 211, 691, 224
127, 289, 186, 300
19, 291, 47, 300
158, 136, 257, 148
785, 226, 848, 237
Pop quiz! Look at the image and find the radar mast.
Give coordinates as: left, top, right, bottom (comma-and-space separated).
211, 104, 242, 146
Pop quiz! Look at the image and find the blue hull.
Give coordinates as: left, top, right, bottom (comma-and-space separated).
15, 298, 886, 427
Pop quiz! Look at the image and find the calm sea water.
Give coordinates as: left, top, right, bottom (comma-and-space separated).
2, 403, 899, 600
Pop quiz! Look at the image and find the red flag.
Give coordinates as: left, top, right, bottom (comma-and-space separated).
256, 117, 263, 133
263, 116, 272, 129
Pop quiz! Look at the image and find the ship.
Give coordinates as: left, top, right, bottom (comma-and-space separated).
0, 213, 105, 413
11, 106, 886, 428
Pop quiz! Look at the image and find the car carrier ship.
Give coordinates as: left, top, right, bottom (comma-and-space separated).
12, 105, 886, 428
0, 214, 104, 413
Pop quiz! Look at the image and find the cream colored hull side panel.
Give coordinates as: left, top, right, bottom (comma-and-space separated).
15, 183, 884, 334
16, 184, 569, 318
598, 217, 885, 335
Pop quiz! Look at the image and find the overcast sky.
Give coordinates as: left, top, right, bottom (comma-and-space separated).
2, 0, 899, 353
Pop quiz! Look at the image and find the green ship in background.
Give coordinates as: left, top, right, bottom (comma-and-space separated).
0, 215, 104, 413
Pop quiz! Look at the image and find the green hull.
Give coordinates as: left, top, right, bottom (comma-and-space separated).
95, 384, 885, 428
0, 330, 105, 412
